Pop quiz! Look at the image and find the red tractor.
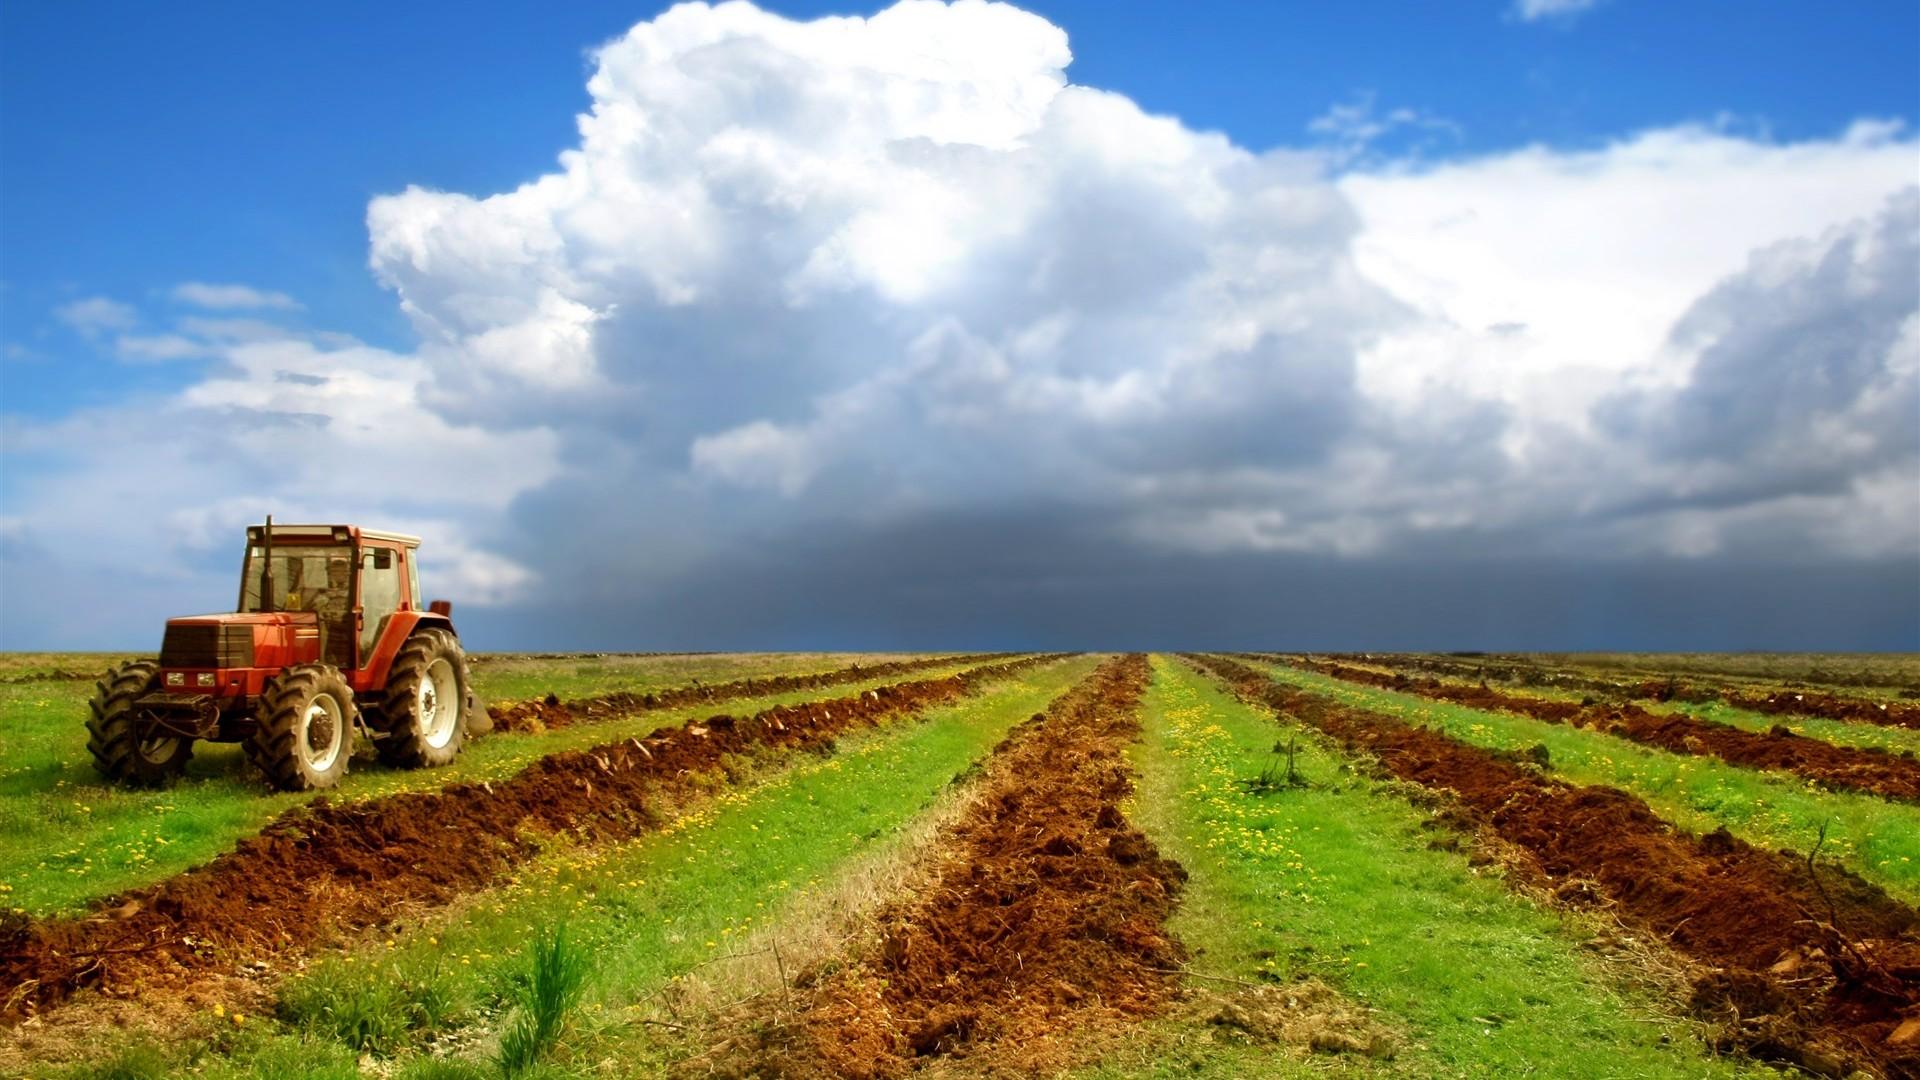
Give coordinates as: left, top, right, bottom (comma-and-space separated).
88, 519, 488, 791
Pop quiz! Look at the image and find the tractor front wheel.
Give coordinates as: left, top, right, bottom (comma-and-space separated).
87, 660, 192, 786
374, 628, 469, 768
247, 664, 355, 791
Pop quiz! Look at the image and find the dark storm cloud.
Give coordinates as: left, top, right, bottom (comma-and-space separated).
1605, 188, 1919, 473
461, 503, 1920, 651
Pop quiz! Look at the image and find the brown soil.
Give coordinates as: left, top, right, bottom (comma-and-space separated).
0, 656, 1060, 1027
725, 655, 1186, 1079
1308, 653, 1920, 731
1293, 659, 1920, 802
1193, 655, 1920, 1080
1694, 686, 1920, 732
487, 653, 1015, 733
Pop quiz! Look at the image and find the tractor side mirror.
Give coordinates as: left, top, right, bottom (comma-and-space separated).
429, 599, 453, 617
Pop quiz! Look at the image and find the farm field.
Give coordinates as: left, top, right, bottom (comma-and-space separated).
0, 651, 1005, 916
1, 652, 1916, 1079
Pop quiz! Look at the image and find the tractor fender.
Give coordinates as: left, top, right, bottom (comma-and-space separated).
359, 610, 456, 689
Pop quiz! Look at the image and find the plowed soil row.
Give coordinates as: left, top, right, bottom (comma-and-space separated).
487, 652, 1015, 733
760, 655, 1185, 1079
1690, 684, 1920, 732
1291, 658, 1920, 802
1318, 653, 1920, 731
0, 655, 1063, 1025
1192, 655, 1920, 1079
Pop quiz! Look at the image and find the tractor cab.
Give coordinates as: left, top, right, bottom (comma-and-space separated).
87, 519, 480, 792
230, 524, 425, 681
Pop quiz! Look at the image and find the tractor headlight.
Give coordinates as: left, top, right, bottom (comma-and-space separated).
196, 673, 216, 687
166, 672, 185, 687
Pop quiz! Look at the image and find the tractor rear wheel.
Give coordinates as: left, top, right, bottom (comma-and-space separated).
374, 628, 469, 768
247, 664, 354, 791
87, 660, 192, 786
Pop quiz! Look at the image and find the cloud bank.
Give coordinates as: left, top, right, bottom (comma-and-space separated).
4, 0, 1915, 649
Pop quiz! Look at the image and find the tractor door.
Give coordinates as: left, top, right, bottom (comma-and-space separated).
357, 544, 405, 666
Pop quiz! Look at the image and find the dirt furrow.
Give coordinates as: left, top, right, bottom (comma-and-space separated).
1689, 685, 1920, 732
727, 654, 1186, 1079
1192, 654, 1920, 1080
486, 652, 1016, 733
1312, 653, 1920, 731
0, 656, 1064, 1026
1290, 658, 1920, 802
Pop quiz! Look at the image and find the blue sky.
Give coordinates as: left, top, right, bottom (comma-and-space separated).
2, 1, 1917, 649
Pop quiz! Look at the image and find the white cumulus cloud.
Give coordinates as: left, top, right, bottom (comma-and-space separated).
5, 0, 1916, 647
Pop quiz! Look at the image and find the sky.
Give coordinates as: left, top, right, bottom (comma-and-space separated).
2, 0, 1917, 651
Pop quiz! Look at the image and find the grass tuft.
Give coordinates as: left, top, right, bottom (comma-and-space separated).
394, 1060, 495, 1080
1238, 736, 1309, 794
279, 974, 412, 1056
496, 923, 591, 1076
59, 1044, 172, 1080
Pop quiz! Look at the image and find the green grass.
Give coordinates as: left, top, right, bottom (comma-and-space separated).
1077, 657, 1761, 1079
0, 655, 1000, 916
0, 654, 143, 681
1254, 661, 1920, 906
38, 656, 1101, 1079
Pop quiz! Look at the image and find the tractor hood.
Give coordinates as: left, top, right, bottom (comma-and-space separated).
160, 612, 322, 672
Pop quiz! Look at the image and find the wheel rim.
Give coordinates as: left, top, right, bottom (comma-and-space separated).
136, 736, 180, 766
300, 693, 345, 772
420, 658, 459, 749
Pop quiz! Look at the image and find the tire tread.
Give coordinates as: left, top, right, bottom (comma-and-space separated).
374, 628, 468, 769
245, 664, 353, 791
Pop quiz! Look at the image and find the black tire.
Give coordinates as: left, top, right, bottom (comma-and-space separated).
86, 660, 192, 786
246, 664, 354, 791
375, 628, 469, 768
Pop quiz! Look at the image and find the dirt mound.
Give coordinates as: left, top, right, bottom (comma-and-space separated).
727, 655, 1186, 1078
0, 656, 1060, 1025
487, 653, 1014, 733
1296, 652, 1920, 731
1193, 654, 1920, 1080
1709, 687, 1920, 732
1293, 659, 1920, 802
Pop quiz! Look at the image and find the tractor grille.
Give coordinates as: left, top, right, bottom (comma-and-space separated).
159, 624, 254, 668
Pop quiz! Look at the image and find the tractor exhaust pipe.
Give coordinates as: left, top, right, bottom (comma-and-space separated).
259, 514, 275, 613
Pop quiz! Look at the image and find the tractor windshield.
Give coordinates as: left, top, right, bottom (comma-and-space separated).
239, 544, 354, 615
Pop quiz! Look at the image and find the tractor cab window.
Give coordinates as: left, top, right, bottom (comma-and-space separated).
241, 543, 356, 666
240, 545, 352, 615
360, 547, 403, 658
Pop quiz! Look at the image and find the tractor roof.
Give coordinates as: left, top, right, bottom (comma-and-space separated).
249, 523, 422, 547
